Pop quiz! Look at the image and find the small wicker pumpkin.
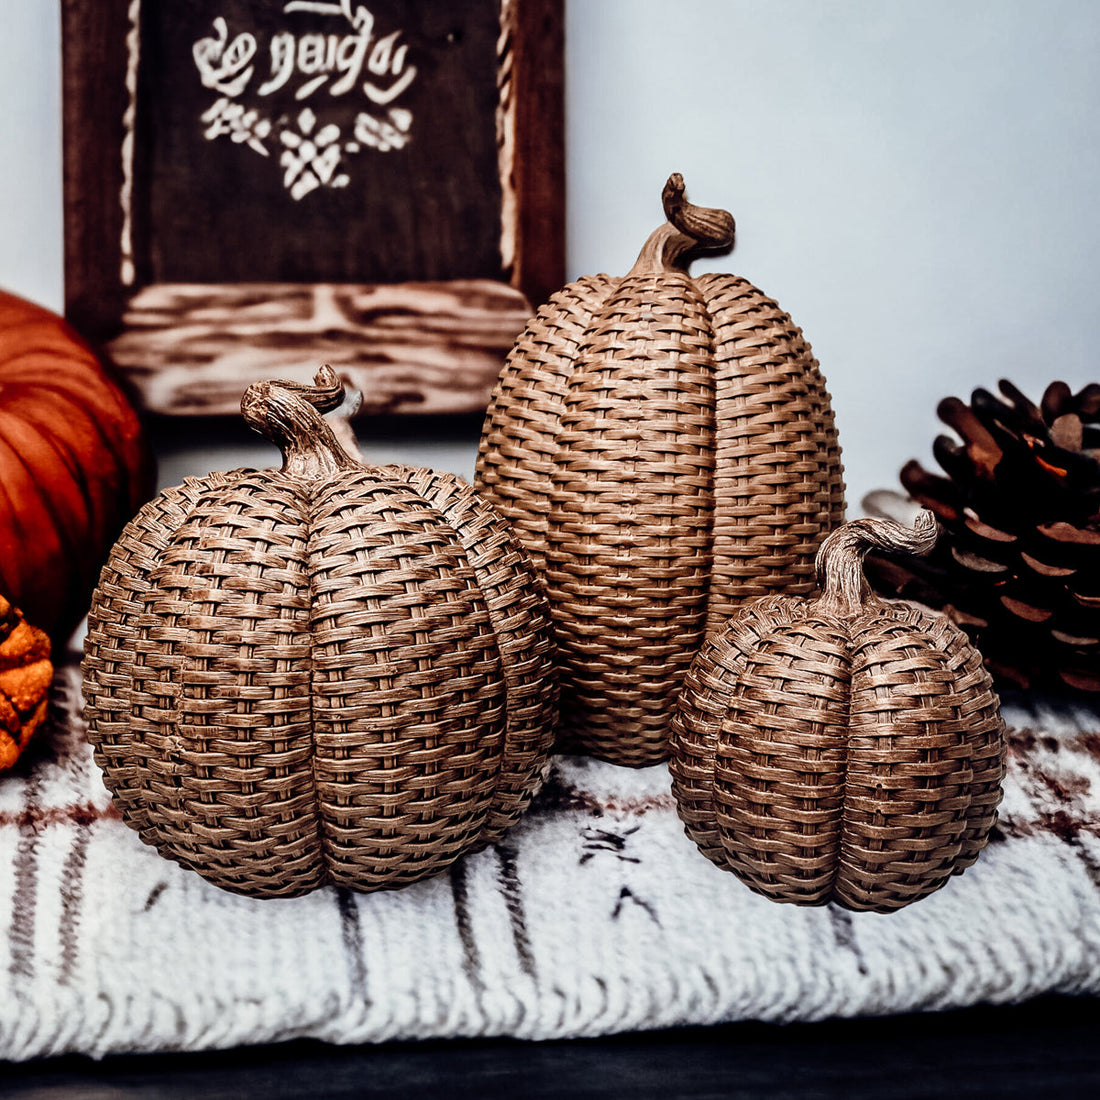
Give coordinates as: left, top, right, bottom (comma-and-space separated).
670, 511, 1005, 912
0, 592, 53, 772
83, 367, 557, 898
476, 174, 845, 766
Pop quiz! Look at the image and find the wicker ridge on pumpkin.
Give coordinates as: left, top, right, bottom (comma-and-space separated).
475, 174, 845, 766
82, 367, 558, 898
670, 511, 1006, 912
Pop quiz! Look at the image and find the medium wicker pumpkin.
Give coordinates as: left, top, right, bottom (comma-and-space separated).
475, 174, 845, 766
670, 511, 1005, 912
83, 367, 557, 898
0, 289, 152, 640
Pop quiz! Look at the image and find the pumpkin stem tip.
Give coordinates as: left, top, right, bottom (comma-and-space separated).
314, 363, 339, 388
662, 175, 735, 252
662, 173, 686, 210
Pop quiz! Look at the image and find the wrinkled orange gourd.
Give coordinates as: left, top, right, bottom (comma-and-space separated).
0, 289, 153, 641
0, 593, 53, 771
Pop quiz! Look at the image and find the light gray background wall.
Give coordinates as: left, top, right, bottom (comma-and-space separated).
2, 0, 1098, 512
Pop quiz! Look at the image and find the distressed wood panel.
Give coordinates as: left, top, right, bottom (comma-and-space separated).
105, 279, 532, 415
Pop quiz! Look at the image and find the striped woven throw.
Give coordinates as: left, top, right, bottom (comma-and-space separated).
2, 659, 1099, 1060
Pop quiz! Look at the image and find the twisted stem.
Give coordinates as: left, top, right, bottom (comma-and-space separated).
628, 173, 736, 275
814, 510, 938, 617
241, 365, 360, 480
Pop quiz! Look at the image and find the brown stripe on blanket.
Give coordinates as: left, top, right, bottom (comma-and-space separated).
3, 667, 111, 987
492, 842, 537, 980
0, 801, 120, 830
142, 882, 170, 912
58, 826, 92, 986
611, 886, 659, 925
54, 714, 100, 990
7, 766, 44, 983
334, 887, 369, 1006
449, 859, 485, 994
828, 907, 870, 975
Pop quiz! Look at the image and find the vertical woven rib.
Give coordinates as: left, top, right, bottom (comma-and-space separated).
542, 272, 715, 763
700, 273, 846, 634
841, 606, 1006, 908
393, 466, 558, 842
670, 594, 851, 899
476, 274, 616, 577
122, 473, 321, 897
83, 472, 241, 845
712, 612, 851, 905
308, 472, 506, 891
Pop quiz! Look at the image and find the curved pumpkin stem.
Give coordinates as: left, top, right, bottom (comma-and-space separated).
627, 173, 736, 276
814, 510, 938, 617
241, 365, 361, 480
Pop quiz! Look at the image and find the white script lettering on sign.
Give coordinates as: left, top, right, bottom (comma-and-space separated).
191, 1, 417, 200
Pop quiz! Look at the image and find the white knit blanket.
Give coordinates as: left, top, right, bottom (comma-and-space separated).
2, 661, 1100, 1061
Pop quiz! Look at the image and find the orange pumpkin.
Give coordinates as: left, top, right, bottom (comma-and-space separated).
0, 289, 153, 640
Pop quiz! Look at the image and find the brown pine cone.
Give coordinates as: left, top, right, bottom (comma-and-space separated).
863, 380, 1100, 693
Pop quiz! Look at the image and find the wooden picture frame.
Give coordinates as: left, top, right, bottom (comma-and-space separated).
61, 0, 564, 416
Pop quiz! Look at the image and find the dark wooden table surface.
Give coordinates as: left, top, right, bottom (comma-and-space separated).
4, 993, 1099, 1099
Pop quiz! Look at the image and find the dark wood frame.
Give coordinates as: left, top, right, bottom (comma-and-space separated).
61, 0, 564, 416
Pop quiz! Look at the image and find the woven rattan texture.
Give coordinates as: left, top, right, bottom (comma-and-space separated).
82, 465, 557, 899
670, 596, 1005, 911
475, 272, 845, 766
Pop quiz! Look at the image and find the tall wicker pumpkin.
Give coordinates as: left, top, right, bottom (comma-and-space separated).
475, 175, 845, 765
83, 368, 557, 898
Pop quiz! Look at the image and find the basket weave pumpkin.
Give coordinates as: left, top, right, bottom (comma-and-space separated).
670, 511, 1005, 912
475, 174, 845, 765
83, 367, 557, 898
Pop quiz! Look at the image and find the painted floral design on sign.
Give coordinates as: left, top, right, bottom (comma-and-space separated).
191, 0, 416, 200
